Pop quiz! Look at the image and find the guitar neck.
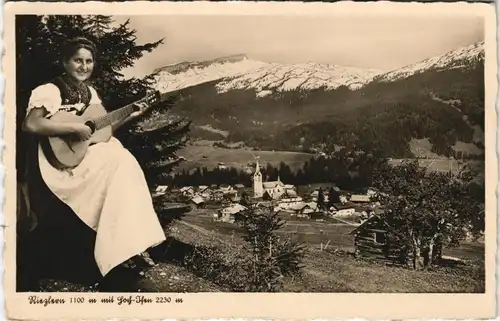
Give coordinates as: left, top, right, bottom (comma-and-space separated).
93, 104, 137, 131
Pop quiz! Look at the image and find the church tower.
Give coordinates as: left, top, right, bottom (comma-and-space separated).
253, 157, 263, 198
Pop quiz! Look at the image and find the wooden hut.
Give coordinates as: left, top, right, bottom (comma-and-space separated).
349, 214, 401, 262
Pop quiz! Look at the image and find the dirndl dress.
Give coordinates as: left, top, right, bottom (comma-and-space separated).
26, 80, 166, 276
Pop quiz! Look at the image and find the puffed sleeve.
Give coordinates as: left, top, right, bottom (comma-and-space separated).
27, 83, 62, 118
88, 86, 103, 105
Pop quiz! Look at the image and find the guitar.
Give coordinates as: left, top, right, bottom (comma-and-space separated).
40, 90, 162, 170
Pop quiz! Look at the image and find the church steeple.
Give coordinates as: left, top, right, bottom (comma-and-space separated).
253, 157, 263, 198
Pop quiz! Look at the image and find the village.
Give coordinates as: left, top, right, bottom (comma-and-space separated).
153, 158, 381, 227
151, 157, 483, 267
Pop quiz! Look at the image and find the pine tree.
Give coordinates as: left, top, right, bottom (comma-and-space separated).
317, 187, 325, 210
84, 15, 112, 38
327, 186, 340, 207
16, 15, 191, 188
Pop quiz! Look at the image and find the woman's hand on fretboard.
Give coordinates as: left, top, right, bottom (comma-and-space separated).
130, 101, 150, 118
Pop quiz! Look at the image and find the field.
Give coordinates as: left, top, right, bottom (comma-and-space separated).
176, 141, 484, 177
166, 207, 485, 293
176, 140, 314, 172
34, 205, 485, 293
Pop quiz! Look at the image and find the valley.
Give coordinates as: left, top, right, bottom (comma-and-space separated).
174, 140, 483, 178
175, 140, 314, 173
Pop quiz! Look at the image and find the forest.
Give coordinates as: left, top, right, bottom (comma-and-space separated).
166, 149, 389, 192
169, 57, 484, 158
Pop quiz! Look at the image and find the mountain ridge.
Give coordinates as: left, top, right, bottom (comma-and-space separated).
151, 40, 485, 159
152, 41, 483, 95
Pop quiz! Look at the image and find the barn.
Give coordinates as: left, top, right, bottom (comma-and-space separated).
349, 214, 404, 263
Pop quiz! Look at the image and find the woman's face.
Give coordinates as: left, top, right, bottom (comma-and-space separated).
63, 47, 95, 83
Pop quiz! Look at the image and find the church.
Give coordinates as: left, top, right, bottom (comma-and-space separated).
252, 158, 293, 200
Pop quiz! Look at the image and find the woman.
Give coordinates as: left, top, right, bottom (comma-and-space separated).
22, 37, 167, 288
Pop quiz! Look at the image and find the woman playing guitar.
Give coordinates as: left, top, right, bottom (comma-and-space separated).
22, 37, 167, 290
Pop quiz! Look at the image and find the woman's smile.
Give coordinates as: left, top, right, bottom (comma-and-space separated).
63, 48, 95, 83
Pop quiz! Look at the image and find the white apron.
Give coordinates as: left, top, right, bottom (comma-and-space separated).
27, 83, 166, 276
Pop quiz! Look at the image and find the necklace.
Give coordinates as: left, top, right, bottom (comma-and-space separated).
59, 74, 90, 105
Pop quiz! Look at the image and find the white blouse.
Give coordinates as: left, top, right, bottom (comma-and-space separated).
27, 83, 102, 118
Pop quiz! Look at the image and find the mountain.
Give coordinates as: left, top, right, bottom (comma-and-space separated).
153, 54, 268, 93
215, 62, 382, 96
151, 41, 485, 159
373, 41, 484, 82
153, 55, 382, 96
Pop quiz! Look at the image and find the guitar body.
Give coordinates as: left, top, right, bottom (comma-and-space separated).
39, 90, 162, 170
41, 104, 113, 170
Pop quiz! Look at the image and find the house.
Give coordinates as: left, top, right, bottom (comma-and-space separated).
310, 189, 329, 203
152, 185, 168, 197
198, 187, 214, 199
366, 187, 379, 197
219, 184, 236, 195
350, 194, 372, 203
292, 202, 319, 217
298, 208, 324, 220
218, 162, 227, 170
276, 192, 304, 211
283, 189, 298, 198
349, 215, 395, 261
211, 190, 224, 202
330, 203, 356, 216
190, 195, 205, 208
275, 200, 303, 213
298, 204, 316, 215
180, 186, 195, 196
234, 184, 246, 189
198, 185, 209, 192
217, 203, 247, 223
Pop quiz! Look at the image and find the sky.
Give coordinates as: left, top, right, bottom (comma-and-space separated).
112, 14, 484, 79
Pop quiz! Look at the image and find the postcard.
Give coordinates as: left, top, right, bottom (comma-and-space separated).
3, 1, 497, 319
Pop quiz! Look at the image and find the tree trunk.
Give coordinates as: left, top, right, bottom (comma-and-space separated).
426, 242, 433, 268
431, 241, 443, 265
412, 236, 424, 270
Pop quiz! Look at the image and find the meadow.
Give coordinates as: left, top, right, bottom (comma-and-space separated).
166, 208, 485, 293
35, 205, 485, 293
176, 141, 314, 173
176, 141, 483, 176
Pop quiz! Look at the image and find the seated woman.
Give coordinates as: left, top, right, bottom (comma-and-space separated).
22, 36, 167, 290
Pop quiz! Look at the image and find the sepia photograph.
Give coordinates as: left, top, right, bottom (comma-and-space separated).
4, 1, 497, 320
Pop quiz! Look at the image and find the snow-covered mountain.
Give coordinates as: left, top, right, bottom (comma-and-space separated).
215, 63, 382, 97
372, 41, 484, 83
152, 55, 382, 96
152, 41, 483, 97
153, 54, 268, 93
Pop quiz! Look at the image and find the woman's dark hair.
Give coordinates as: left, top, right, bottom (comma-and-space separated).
61, 37, 98, 63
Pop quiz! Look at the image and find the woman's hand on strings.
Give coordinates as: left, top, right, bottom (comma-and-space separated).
71, 123, 92, 141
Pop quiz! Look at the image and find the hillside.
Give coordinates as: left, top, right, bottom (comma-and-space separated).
153, 41, 485, 159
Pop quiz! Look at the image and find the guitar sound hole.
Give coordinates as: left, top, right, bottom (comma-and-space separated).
84, 121, 96, 134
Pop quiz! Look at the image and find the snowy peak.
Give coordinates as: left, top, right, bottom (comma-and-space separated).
215, 63, 383, 97
153, 54, 383, 96
154, 54, 249, 75
152, 41, 483, 95
373, 41, 484, 82
153, 55, 268, 93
